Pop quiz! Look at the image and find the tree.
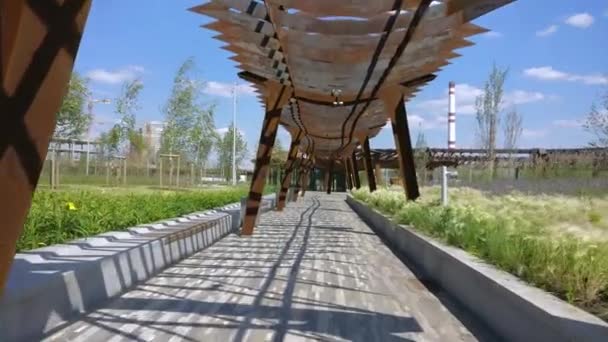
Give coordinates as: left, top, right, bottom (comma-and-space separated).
503, 107, 523, 150
476, 63, 508, 175
161, 57, 202, 158
189, 106, 218, 169
114, 79, 144, 156
414, 126, 429, 183
55, 72, 91, 139
217, 123, 247, 181
584, 89, 608, 147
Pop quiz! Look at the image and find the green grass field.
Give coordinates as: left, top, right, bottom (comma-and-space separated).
352, 186, 608, 321
19, 184, 276, 252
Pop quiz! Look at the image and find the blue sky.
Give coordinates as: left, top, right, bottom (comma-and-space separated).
74, 0, 608, 167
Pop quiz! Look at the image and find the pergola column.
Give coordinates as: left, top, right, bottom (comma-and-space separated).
300, 165, 310, 197
242, 85, 287, 235
375, 163, 383, 187
388, 96, 420, 201
326, 161, 334, 194
351, 153, 361, 189
277, 131, 302, 211
0, 0, 92, 295
362, 138, 377, 192
343, 159, 352, 190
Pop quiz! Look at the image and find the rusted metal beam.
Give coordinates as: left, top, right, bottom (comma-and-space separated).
390, 98, 420, 201
344, 158, 353, 190
277, 131, 302, 210
242, 85, 287, 235
326, 161, 334, 194
362, 138, 377, 192
351, 152, 361, 189
0, 0, 92, 295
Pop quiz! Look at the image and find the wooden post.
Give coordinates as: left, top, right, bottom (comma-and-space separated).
242, 85, 287, 235
169, 157, 173, 187
362, 138, 377, 192
344, 159, 352, 190
159, 158, 163, 188
176, 155, 180, 188
123, 158, 127, 186
0, 0, 92, 294
326, 161, 334, 194
389, 97, 420, 201
375, 163, 383, 187
277, 131, 302, 211
191, 163, 195, 187
351, 152, 361, 189
106, 161, 110, 186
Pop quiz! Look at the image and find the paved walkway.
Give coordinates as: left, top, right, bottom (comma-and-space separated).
46, 193, 486, 342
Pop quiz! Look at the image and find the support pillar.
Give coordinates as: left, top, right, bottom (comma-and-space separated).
277, 131, 302, 210
0, 0, 92, 294
351, 152, 361, 189
300, 165, 309, 197
389, 97, 420, 201
375, 163, 383, 187
344, 159, 352, 190
326, 162, 333, 194
242, 85, 287, 235
362, 138, 376, 192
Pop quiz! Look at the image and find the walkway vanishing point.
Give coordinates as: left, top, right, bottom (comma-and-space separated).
44, 193, 494, 342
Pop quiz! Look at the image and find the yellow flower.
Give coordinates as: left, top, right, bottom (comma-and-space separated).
66, 202, 77, 211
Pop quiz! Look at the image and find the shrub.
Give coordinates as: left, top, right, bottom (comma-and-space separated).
352, 187, 608, 320
19, 188, 249, 251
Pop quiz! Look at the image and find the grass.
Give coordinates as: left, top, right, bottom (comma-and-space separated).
19, 184, 276, 252
352, 186, 608, 321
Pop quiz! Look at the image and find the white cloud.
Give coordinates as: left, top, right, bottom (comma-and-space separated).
522, 129, 547, 138
505, 90, 546, 106
413, 83, 482, 116
524, 66, 608, 85
482, 31, 502, 38
86, 65, 144, 84
413, 84, 547, 117
536, 25, 558, 37
203, 81, 257, 97
216, 127, 245, 137
565, 13, 594, 28
552, 119, 582, 128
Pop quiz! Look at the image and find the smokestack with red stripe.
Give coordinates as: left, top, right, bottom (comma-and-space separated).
448, 81, 456, 149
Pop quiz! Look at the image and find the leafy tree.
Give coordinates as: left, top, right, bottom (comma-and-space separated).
114, 79, 144, 156
584, 89, 608, 147
161, 58, 198, 157
189, 106, 218, 168
413, 126, 429, 181
218, 123, 247, 181
55, 72, 91, 139
503, 107, 523, 150
476, 63, 508, 176
270, 137, 288, 168
98, 125, 122, 157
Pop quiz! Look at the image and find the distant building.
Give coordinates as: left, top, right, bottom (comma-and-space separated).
143, 121, 164, 155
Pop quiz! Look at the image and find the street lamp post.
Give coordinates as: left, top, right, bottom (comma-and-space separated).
86, 98, 111, 175
232, 81, 237, 186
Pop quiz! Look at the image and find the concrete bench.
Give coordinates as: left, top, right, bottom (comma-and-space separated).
0, 194, 276, 342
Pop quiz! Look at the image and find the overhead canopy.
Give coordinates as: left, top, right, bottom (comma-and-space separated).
190, 0, 513, 164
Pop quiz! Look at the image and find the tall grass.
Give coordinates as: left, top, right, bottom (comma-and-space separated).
352, 187, 608, 320
19, 187, 250, 251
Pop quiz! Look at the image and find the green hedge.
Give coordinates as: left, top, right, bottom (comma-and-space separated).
19, 188, 250, 251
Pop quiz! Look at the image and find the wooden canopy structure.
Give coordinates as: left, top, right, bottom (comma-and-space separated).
190, 0, 514, 234
0, 0, 513, 293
